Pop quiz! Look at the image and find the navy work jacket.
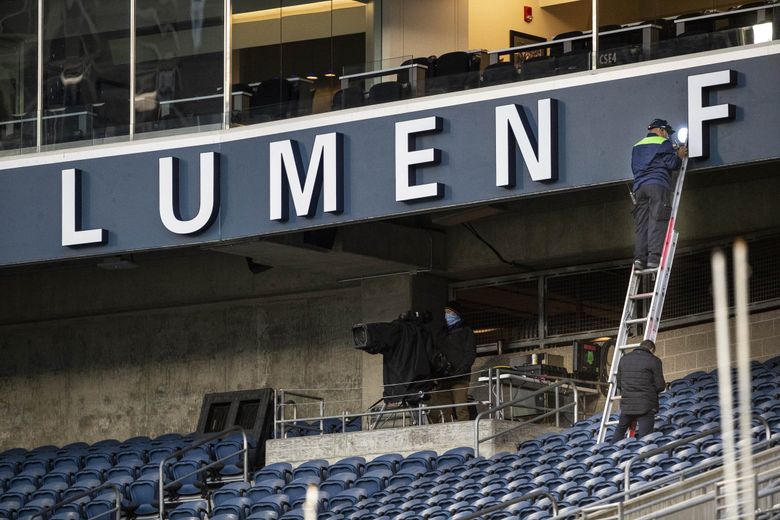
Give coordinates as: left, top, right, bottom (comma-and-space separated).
631, 133, 681, 191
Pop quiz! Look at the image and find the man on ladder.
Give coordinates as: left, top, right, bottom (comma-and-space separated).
632, 119, 687, 270
596, 118, 689, 443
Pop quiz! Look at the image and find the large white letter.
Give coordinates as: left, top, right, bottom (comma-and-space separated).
61, 168, 107, 247
269, 132, 343, 221
688, 70, 736, 159
495, 99, 558, 187
395, 116, 443, 202
159, 152, 220, 235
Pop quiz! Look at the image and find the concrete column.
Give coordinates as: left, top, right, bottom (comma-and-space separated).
359, 273, 448, 411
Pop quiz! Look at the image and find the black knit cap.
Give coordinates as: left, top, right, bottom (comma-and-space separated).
445, 300, 463, 316
648, 118, 675, 135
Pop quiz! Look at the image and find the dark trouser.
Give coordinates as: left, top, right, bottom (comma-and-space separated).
427, 375, 471, 422
611, 410, 656, 442
633, 183, 671, 265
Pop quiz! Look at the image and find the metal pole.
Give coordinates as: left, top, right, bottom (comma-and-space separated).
223, 0, 232, 129
554, 386, 560, 427
36, 0, 43, 151
712, 248, 740, 520
129, 0, 135, 139
734, 239, 756, 519
591, 0, 599, 70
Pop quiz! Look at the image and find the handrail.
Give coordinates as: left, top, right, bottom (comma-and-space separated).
474, 378, 579, 457
33, 482, 122, 520
623, 413, 771, 495
158, 426, 249, 519
550, 438, 780, 520
456, 488, 558, 520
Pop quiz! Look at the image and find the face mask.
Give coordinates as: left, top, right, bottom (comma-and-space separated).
445, 310, 461, 328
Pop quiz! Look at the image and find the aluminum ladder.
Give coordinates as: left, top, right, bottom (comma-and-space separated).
596, 156, 689, 444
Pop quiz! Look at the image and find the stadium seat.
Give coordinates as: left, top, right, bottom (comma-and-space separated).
291, 460, 328, 481
128, 479, 159, 517
249, 479, 287, 502
331, 87, 365, 111
254, 463, 292, 484
214, 481, 252, 506
171, 459, 207, 496
329, 457, 365, 478
250, 494, 290, 516
282, 476, 320, 505
329, 488, 368, 511
354, 469, 393, 495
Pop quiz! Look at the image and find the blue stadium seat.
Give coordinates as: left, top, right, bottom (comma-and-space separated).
329, 488, 368, 511
292, 460, 328, 481
171, 459, 207, 496
315, 472, 353, 497
435, 447, 473, 472
282, 476, 320, 505
213, 481, 251, 506
329, 457, 365, 478
212, 496, 253, 520
128, 479, 159, 517
248, 478, 287, 502
214, 438, 248, 477
250, 494, 290, 517
254, 463, 292, 484
353, 469, 391, 495
398, 451, 437, 474
279, 508, 305, 520
365, 454, 401, 474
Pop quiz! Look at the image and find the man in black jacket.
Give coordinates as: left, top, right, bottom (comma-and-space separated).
611, 339, 666, 441
427, 301, 476, 422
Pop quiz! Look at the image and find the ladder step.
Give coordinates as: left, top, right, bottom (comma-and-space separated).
629, 292, 654, 300
625, 317, 648, 325
618, 343, 641, 350
611, 395, 622, 401
634, 267, 659, 275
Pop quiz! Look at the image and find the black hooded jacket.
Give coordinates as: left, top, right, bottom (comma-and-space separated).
434, 322, 476, 377
616, 346, 666, 415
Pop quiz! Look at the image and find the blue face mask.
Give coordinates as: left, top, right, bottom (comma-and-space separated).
445, 310, 461, 328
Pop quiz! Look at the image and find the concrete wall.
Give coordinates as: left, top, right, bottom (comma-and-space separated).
0, 255, 364, 450
382, 0, 469, 60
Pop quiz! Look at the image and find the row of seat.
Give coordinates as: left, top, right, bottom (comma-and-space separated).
2, 357, 778, 520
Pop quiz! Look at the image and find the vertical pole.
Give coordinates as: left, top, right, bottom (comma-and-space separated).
734, 239, 756, 519
36, 0, 43, 151
538, 276, 545, 346
223, 0, 232, 129
129, 0, 136, 139
712, 248, 740, 520
591, 0, 599, 70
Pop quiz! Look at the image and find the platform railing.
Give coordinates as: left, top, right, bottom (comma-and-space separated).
33, 482, 122, 520
473, 378, 579, 457
158, 426, 249, 519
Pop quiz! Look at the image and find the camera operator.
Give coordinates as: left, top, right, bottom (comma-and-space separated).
428, 301, 476, 422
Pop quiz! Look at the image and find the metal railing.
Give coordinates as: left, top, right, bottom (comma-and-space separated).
273, 369, 586, 441
33, 482, 122, 520
543, 420, 777, 520
458, 488, 559, 520
623, 414, 771, 496
474, 378, 579, 457
158, 426, 249, 519
568, 445, 780, 519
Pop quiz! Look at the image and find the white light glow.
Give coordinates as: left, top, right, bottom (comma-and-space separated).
677, 127, 688, 145
753, 22, 773, 44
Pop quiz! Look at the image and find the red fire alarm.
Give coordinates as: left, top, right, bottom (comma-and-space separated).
524, 5, 533, 23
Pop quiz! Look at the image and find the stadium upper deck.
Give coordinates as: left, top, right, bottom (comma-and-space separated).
0, 0, 777, 154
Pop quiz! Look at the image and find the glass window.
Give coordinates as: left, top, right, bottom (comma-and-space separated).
135, 0, 224, 135
42, 0, 130, 148
231, 0, 368, 125
0, 1, 37, 154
